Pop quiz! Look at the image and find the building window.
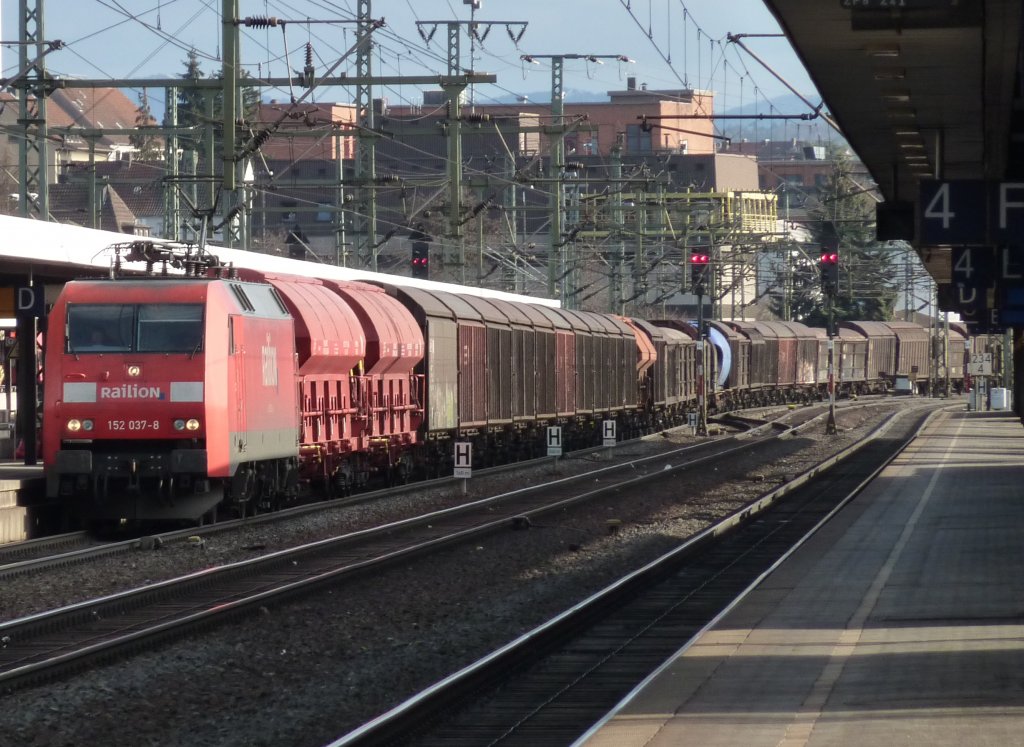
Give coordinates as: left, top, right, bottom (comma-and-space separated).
625, 124, 652, 153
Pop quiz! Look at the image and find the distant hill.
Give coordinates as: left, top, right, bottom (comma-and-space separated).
717, 93, 844, 147
484, 88, 615, 105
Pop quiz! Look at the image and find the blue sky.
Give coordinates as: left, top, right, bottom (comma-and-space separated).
1, 0, 820, 113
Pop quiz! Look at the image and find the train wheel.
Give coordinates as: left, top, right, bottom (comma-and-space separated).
392, 455, 413, 485
330, 472, 350, 498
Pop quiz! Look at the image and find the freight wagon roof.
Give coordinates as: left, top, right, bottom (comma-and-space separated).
509, 301, 555, 330
323, 280, 423, 376
553, 308, 599, 334
385, 286, 456, 324
531, 305, 574, 332
648, 319, 698, 340
750, 321, 791, 340
458, 295, 510, 326
559, 308, 633, 337
484, 298, 534, 328
837, 327, 867, 341
949, 322, 970, 339
429, 290, 486, 323
624, 317, 666, 346
0, 215, 559, 309
882, 321, 930, 341
727, 320, 765, 345
840, 321, 896, 339
253, 274, 366, 372
774, 321, 819, 341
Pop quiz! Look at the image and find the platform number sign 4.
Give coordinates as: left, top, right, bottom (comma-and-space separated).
919, 180, 1024, 244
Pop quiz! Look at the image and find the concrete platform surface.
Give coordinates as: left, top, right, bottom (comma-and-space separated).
578, 409, 1024, 747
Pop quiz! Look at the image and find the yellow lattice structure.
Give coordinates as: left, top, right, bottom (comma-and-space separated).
578, 189, 778, 241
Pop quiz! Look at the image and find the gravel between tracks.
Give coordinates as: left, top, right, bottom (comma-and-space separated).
0, 399, 950, 747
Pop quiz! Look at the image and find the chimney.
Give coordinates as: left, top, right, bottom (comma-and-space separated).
627, 76, 636, 91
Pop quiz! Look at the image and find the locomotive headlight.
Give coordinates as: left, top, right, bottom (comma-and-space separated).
127, 365, 141, 377
173, 419, 186, 431
67, 419, 82, 432
186, 418, 201, 431
82, 419, 94, 432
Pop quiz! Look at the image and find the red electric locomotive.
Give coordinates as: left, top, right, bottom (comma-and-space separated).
43, 270, 301, 522
43, 245, 427, 523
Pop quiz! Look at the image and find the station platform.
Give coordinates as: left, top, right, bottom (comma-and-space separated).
0, 459, 47, 543
578, 408, 1024, 747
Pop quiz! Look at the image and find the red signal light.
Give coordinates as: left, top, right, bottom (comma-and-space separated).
690, 252, 709, 265
820, 250, 839, 292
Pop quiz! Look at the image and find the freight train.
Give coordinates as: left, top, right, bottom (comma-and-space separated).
42, 241, 967, 524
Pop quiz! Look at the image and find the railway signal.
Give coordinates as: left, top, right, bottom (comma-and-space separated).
820, 249, 839, 435
689, 251, 710, 295
687, 250, 711, 438
820, 250, 839, 294
411, 242, 429, 279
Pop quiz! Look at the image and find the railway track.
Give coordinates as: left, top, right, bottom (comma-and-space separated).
0, 397, 878, 582
0, 404, 829, 693
0, 408, 766, 582
327, 403, 950, 746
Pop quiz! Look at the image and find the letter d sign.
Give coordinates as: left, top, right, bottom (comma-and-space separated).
16, 286, 42, 318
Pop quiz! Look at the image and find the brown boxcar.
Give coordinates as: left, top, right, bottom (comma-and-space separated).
837, 327, 868, 389
946, 326, 967, 385
751, 322, 789, 386
532, 305, 576, 417
776, 321, 820, 386
810, 327, 830, 387
840, 321, 897, 385
472, 297, 533, 422
883, 321, 931, 380
384, 287, 476, 432
618, 317, 659, 408
649, 320, 708, 402
551, 309, 597, 413
497, 299, 557, 420
588, 311, 636, 412
458, 296, 514, 426
728, 321, 769, 390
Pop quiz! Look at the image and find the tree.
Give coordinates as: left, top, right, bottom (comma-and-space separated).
129, 89, 163, 161
177, 49, 213, 165
176, 49, 261, 172
772, 148, 897, 325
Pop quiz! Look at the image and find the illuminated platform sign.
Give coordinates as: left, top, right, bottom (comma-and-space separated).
0, 286, 43, 318
919, 180, 1024, 245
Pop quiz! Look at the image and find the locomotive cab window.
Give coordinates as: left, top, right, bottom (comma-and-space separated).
137, 304, 204, 353
67, 303, 204, 354
67, 304, 134, 352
